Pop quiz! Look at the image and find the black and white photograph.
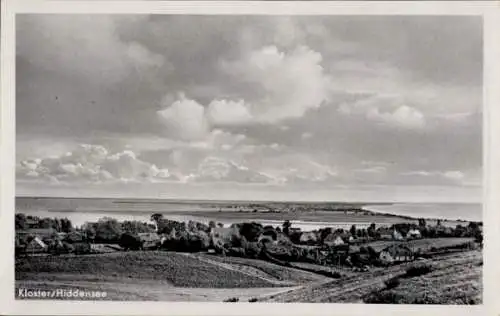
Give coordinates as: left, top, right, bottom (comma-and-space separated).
2, 1, 499, 314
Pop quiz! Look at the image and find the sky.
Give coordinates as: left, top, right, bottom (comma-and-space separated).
15, 15, 483, 202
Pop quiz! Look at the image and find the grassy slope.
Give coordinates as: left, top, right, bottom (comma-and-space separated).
360, 238, 474, 252
382, 251, 483, 304
262, 250, 482, 304
195, 254, 325, 284
16, 251, 282, 288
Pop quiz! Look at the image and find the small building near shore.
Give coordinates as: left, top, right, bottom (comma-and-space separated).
137, 232, 161, 249
407, 229, 422, 239
379, 244, 414, 264
377, 227, 393, 240
209, 226, 240, 248
25, 237, 48, 253
324, 233, 346, 247
392, 229, 404, 241
299, 231, 318, 244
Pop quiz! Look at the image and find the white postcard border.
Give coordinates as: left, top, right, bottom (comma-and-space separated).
1, 1, 499, 315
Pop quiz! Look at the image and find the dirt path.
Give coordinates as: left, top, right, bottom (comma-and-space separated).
182, 253, 295, 286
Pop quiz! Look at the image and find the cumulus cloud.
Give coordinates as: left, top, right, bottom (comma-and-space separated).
367, 105, 426, 130
192, 156, 274, 184
339, 95, 426, 130
442, 170, 465, 181
220, 45, 332, 123
156, 45, 332, 136
157, 93, 210, 141
206, 99, 253, 125
17, 144, 175, 184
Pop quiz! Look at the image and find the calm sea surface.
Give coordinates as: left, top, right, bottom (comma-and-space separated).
15, 197, 482, 230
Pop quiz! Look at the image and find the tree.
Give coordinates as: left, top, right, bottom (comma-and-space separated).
52, 217, 61, 231
209, 220, 216, 230
15, 213, 27, 230
350, 224, 357, 237
83, 223, 96, 242
119, 233, 143, 251
60, 218, 73, 233
150, 213, 164, 232
239, 222, 263, 242
418, 218, 427, 227
95, 217, 122, 243
282, 220, 292, 236
39, 218, 52, 229
122, 220, 153, 234
187, 220, 197, 232
367, 223, 376, 238
319, 227, 332, 244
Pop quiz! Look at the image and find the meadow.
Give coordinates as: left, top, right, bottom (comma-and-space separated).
16, 243, 482, 303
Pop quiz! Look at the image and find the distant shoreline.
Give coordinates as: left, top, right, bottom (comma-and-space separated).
15, 196, 481, 225
14, 195, 480, 206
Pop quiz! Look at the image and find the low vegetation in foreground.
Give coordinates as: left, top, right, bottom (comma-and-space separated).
16, 251, 281, 288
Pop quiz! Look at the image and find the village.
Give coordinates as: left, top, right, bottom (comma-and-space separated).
15, 211, 483, 270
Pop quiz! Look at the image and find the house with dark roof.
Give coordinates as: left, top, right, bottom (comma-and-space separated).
137, 232, 161, 249
25, 237, 48, 253
299, 231, 318, 244
323, 233, 346, 247
209, 226, 240, 248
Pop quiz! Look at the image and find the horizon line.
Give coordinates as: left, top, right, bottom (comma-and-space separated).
14, 194, 482, 205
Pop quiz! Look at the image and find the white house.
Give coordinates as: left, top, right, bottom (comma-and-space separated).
407, 229, 422, 239
25, 237, 48, 253
324, 233, 345, 246
299, 231, 318, 244
210, 226, 239, 248
379, 244, 413, 265
392, 229, 404, 241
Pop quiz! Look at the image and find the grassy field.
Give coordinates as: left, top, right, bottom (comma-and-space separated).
16, 251, 283, 288
261, 250, 482, 303
15, 246, 482, 303
195, 254, 326, 284
16, 251, 303, 301
359, 238, 475, 252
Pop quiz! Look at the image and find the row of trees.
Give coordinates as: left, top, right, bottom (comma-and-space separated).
82, 217, 155, 243
15, 213, 73, 232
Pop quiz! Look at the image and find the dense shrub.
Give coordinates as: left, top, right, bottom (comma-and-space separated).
161, 231, 211, 252
223, 297, 239, 302
248, 297, 258, 302
244, 242, 263, 258
239, 222, 263, 242
364, 290, 405, 304
227, 247, 246, 257
119, 233, 143, 251
73, 242, 92, 255
405, 264, 433, 277
384, 277, 401, 290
